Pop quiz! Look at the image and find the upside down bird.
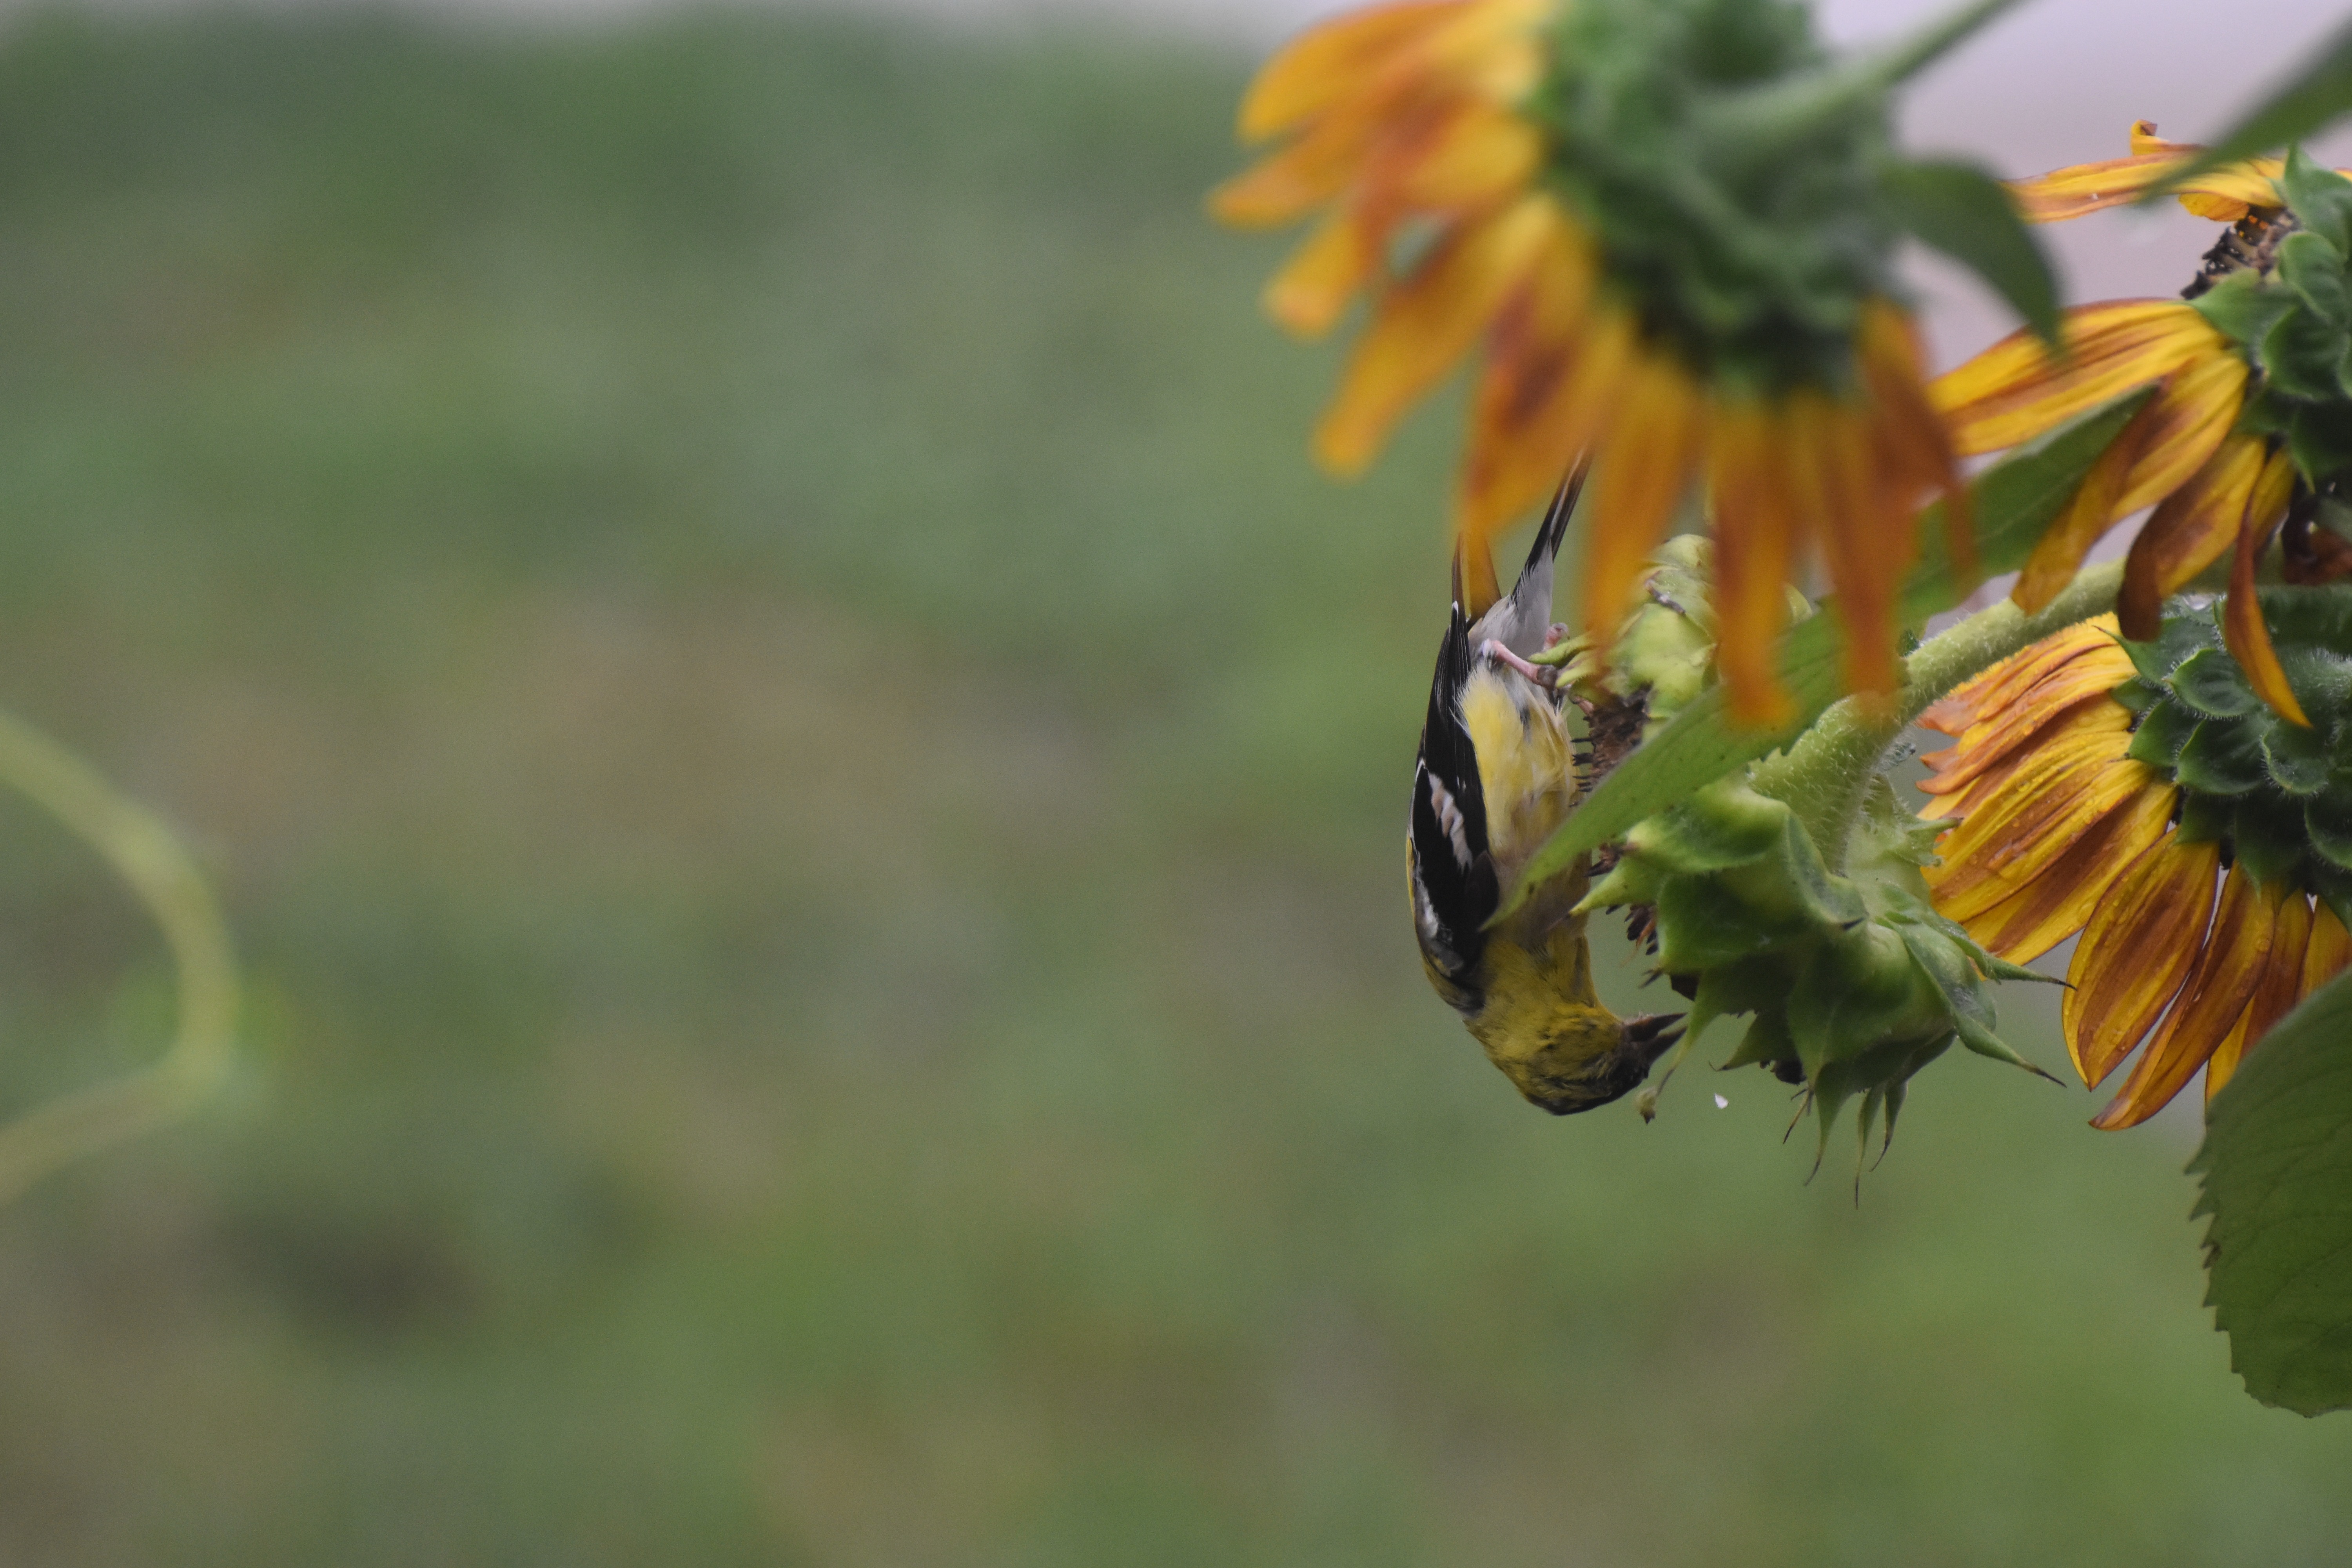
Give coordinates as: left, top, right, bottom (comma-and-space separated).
1407, 473, 1682, 1114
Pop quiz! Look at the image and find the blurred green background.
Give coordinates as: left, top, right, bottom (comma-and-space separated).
0, 9, 2345, 1564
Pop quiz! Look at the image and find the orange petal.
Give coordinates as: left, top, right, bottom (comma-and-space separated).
1211, 110, 1381, 229
1932, 301, 2223, 457
1928, 754, 2149, 920
2118, 434, 2264, 639
1264, 211, 1382, 338
2225, 502, 2314, 726
1918, 643, 2135, 802
1312, 194, 1552, 475
2063, 833, 2220, 1086
1857, 302, 1967, 584
1388, 98, 1543, 212
1955, 779, 2176, 963
1796, 392, 1910, 697
1707, 400, 1805, 728
2094, 866, 2280, 1128
1237, 0, 1464, 142
1919, 617, 2127, 746
2207, 888, 2315, 1100
1576, 348, 1703, 641
1453, 226, 1604, 544
2011, 348, 2245, 613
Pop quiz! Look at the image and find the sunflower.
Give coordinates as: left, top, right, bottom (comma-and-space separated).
1211, 0, 2003, 726
1929, 129, 2352, 723
1916, 605, 2352, 1129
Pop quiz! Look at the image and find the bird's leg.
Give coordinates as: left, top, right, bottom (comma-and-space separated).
1478, 639, 1556, 688
1541, 622, 1571, 649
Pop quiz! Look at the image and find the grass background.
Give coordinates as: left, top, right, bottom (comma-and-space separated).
0, 9, 2343, 1563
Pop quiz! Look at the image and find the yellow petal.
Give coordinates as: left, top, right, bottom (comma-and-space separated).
1577, 347, 1703, 642
2207, 889, 2315, 1100
1928, 754, 2149, 921
1956, 779, 2175, 963
2011, 347, 2245, 613
2117, 434, 2264, 639
1931, 301, 2223, 457
2094, 866, 2279, 1128
1237, 0, 1464, 142
1706, 400, 1804, 728
1312, 194, 1552, 474
1453, 224, 1602, 545
1799, 392, 1910, 698
2225, 505, 2314, 726
2064, 833, 2220, 1086
1388, 99, 1543, 212
1264, 211, 1381, 338
1210, 110, 1379, 229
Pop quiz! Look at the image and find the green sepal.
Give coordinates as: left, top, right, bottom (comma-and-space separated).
2177, 790, 2238, 844
1720, 1006, 1796, 1071
2307, 796, 2352, 871
2284, 145, 2352, 256
2192, 268, 2298, 348
2260, 306, 2350, 405
1877, 157, 2060, 344
2277, 228, 2351, 326
2176, 717, 2269, 795
1787, 919, 1948, 1076
1622, 780, 1791, 874
2233, 794, 2311, 888
2261, 716, 2333, 796
1654, 872, 1794, 971
1951, 1011, 2064, 1083
2111, 676, 2162, 715
2169, 646, 2263, 718
2287, 401, 2352, 487
2126, 699, 2200, 770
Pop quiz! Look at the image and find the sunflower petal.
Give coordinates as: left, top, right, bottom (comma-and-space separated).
1707, 400, 1804, 727
1957, 780, 2176, 963
2224, 506, 2314, 726
2093, 866, 2279, 1128
1313, 193, 1552, 474
1454, 226, 1602, 544
2064, 833, 2221, 1085
1264, 211, 1382, 338
2118, 434, 2265, 639
1932, 301, 2223, 457
2012, 349, 2246, 613
1929, 755, 2151, 920
1577, 350, 1702, 643
1237, 0, 1463, 142
2207, 888, 2315, 1100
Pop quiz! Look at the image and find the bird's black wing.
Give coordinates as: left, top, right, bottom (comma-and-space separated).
1408, 603, 1498, 1011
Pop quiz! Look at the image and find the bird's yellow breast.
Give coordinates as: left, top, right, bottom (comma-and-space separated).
1457, 666, 1577, 882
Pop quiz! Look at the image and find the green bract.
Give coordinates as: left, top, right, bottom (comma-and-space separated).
2116, 586, 2352, 923
1528, 0, 2053, 395
1581, 775, 2058, 1172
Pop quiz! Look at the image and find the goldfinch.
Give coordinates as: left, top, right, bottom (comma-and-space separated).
1408, 473, 1682, 1114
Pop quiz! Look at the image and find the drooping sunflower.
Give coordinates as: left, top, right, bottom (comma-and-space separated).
1916, 601, 2352, 1129
1212, 0, 2035, 725
1931, 129, 2352, 722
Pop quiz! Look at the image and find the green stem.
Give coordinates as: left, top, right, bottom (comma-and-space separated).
0, 709, 238, 1205
1704, 0, 2035, 149
1750, 561, 2122, 872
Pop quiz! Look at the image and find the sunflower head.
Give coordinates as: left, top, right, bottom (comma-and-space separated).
1532, 0, 1892, 397
1217, 0, 2054, 724
1918, 591, 2352, 1130
2116, 588, 2352, 925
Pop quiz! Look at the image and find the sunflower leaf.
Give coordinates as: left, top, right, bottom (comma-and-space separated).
1878, 158, 2060, 344
2192, 969, 2352, 1415
1498, 387, 2151, 915
2142, 24, 2352, 206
